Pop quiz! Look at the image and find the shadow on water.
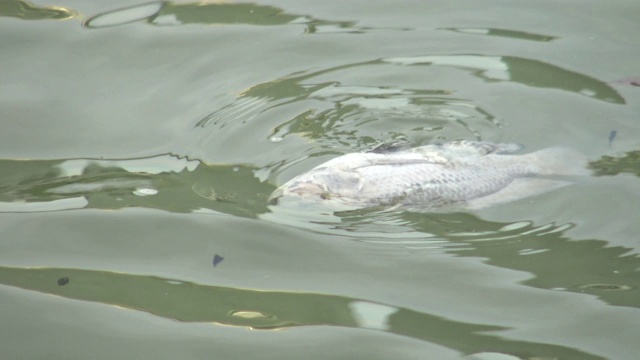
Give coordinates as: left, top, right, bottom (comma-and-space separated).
0, 265, 604, 359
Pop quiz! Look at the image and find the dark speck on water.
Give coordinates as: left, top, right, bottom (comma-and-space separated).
57, 277, 69, 286
609, 130, 617, 148
213, 254, 224, 267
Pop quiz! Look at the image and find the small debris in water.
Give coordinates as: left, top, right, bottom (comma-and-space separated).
133, 186, 158, 196
57, 277, 69, 286
608, 130, 617, 148
213, 254, 224, 267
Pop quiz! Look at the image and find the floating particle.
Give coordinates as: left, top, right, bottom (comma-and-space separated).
57, 277, 69, 286
213, 254, 224, 267
608, 130, 617, 148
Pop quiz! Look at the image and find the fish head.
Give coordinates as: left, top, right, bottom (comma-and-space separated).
269, 166, 362, 205
269, 180, 327, 202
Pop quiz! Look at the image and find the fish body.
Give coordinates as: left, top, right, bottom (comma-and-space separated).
269, 140, 588, 211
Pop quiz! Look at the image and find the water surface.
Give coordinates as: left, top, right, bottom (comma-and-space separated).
1, 1, 640, 359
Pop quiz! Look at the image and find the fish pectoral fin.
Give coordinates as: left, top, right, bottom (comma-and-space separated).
465, 178, 572, 210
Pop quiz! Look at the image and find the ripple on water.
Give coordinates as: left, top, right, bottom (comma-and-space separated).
189, 56, 512, 167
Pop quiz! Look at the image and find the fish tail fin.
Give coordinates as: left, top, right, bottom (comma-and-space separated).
527, 147, 590, 176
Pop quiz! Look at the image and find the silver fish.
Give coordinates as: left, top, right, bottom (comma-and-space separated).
269, 140, 589, 211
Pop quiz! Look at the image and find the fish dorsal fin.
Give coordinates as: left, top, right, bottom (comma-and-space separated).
440, 140, 524, 155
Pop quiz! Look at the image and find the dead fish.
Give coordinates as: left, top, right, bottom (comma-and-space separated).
269, 140, 589, 211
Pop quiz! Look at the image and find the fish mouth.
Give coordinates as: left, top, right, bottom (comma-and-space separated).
267, 187, 284, 205
268, 181, 328, 205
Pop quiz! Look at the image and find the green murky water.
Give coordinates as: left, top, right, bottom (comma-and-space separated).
1, 1, 639, 359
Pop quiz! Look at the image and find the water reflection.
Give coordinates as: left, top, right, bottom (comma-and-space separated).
83, 1, 363, 33
441, 27, 558, 42
2, 149, 638, 312
195, 58, 502, 149
0, 0, 77, 20
383, 55, 624, 104
0, 265, 603, 359
193, 54, 623, 169
4, 0, 389, 34
0, 155, 274, 218
403, 212, 640, 310
590, 150, 640, 176
266, 203, 640, 311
